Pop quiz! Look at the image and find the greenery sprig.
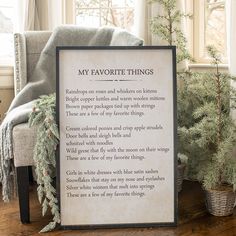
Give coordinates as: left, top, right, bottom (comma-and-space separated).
29, 93, 60, 233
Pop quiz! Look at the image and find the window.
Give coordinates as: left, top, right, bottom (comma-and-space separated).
75, 0, 135, 32
205, 0, 226, 57
193, 0, 227, 64
0, 0, 14, 65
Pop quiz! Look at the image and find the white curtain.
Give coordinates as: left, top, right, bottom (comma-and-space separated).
24, 0, 40, 30
226, 0, 236, 76
226, 0, 236, 121
134, 0, 150, 44
14, 0, 26, 32
133, 0, 162, 45
47, 0, 64, 30
14, 0, 64, 32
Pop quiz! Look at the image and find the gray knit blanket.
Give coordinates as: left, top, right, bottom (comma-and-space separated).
0, 26, 143, 202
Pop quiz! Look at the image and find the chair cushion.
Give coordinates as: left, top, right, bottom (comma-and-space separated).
13, 123, 37, 167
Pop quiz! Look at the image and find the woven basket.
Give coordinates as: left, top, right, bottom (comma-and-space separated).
177, 164, 186, 192
205, 188, 236, 216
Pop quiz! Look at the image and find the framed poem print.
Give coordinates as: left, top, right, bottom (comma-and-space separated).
56, 46, 177, 229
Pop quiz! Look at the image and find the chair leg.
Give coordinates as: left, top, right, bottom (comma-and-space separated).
28, 166, 34, 184
16, 166, 30, 224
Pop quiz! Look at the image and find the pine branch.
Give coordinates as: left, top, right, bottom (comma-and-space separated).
29, 93, 60, 233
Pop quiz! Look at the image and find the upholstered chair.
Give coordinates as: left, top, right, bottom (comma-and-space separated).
13, 31, 52, 223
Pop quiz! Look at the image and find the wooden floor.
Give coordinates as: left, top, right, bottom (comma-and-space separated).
0, 180, 235, 236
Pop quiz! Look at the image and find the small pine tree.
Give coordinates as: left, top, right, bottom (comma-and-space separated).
188, 46, 236, 190
150, 0, 196, 168
150, 0, 193, 65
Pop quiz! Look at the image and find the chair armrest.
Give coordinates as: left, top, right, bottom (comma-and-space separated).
14, 33, 27, 96
13, 31, 52, 96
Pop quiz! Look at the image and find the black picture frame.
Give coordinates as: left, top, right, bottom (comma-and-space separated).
56, 46, 177, 230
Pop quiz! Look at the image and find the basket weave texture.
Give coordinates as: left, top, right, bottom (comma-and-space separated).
177, 164, 185, 192
205, 188, 236, 216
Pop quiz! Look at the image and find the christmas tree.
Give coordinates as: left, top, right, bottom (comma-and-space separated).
187, 46, 236, 189
150, 0, 195, 170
